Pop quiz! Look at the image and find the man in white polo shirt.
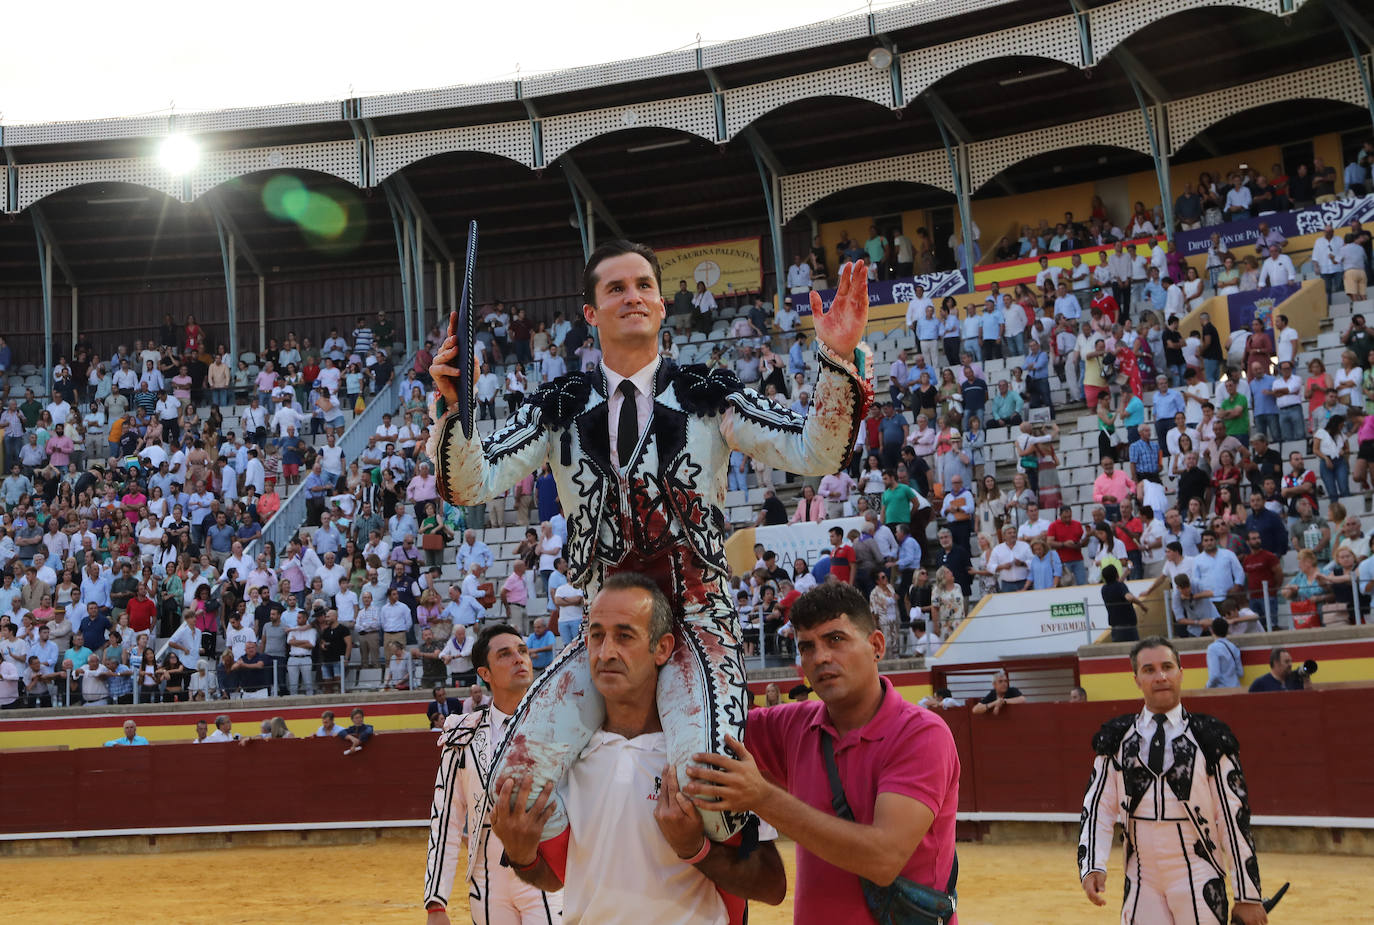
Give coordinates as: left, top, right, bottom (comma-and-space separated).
1257, 244, 1296, 288
489, 573, 785, 924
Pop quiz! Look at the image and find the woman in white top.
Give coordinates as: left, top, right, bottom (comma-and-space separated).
1313, 413, 1350, 502
1333, 349, 1363, 411
658, 329, 679, 361
1169, 433, 1197, 481
1128, 201, 1156, 237
503, 363, 528, 416
146, 485, 169, 521
536, 522, 563, 594
857, 455, 885, 510
1181, 266, 1206, 310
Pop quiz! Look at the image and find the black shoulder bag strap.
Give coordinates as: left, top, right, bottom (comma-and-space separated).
819, 729, 958, 895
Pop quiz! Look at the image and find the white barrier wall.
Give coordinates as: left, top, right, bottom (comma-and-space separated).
931, 579, 1158, 666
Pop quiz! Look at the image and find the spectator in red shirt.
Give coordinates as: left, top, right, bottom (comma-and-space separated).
828, 526, 855, 584
686, 581, 960, 925
1048, 504, 1089, 587
126, 584, 159, 639
1090, 288, 1119, 324
1241, 529, 1281, 630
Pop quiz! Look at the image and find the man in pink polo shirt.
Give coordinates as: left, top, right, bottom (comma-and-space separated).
1092, 455, 1135, 522
685, 582, 960, 924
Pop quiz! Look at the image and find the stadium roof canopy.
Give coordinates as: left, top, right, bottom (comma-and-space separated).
0, 0, 1368, 291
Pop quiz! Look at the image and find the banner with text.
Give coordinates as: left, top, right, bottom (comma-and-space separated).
657, 237, 762, 297
753, 517, 867, 572
1226, 284, 1297, 335
798, 270, 969, 315
1174, 194, 1374, 258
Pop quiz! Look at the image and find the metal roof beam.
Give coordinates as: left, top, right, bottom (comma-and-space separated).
560, 155, 626, 240
1327, 0, 1374, 51
28, 204, 77, 287
382, 171, 455, 264
1114, 48, 1169, 106
740, 125, 785, 178
925, 92, 1016, 196
203, 194, 263, 277
923, 91, 971, 145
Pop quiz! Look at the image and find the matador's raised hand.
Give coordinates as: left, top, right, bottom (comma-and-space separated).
810, 259, 870, 357
430, 310, 463, 408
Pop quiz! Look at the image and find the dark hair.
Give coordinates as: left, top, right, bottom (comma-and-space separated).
599, 571, 673, 646
1129, 635, 1179, 672
1268, 646, 1289, 667
1211, 617, 1230, 637
472, 623, 523, 672
583, 240, 662, 308
790, 582, 876, 634
1100, 564, 1119, 582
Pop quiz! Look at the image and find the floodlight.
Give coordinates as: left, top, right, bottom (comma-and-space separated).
158, 135, 200, 175
867, 47, 893, 71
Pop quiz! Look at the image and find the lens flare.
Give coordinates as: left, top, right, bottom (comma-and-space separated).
261, 174, 362, 250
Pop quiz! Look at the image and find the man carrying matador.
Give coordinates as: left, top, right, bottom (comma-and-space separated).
426, 240, 873, 843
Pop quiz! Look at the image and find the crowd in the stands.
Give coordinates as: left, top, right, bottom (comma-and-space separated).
3, 146, 1374, 709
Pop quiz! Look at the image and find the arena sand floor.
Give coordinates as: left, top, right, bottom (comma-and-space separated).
6, 833, 1361, 922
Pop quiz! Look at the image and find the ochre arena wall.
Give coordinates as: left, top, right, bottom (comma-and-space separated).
2, 688, 1368, 836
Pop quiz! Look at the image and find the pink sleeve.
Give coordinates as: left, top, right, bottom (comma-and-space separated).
742, 704, 792, 787
876, 715, 959, 817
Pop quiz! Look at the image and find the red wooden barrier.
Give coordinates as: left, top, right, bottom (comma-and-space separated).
0, 732, 439, 835
2, 690, 1369, 836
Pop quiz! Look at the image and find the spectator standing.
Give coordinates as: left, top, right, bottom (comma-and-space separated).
1205, 618, 1244, 689
525, 616, 558, 674
1100, 564, 1146, 643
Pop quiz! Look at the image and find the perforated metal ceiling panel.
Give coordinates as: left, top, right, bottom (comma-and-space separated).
523, 49, 699, 99
874, 0, 1019, 33
1088, 0, 1281, 64
359, 81, 518, 120
374, 121, 535, 181
16, 157, 183, 210
190, 139, 362, 199
780, 148, 955, 222
967, 109, 1151, 192
175, 100, 343, 135
5, 115, 171, 147
1166, 57, 1370, 155
724, 61, 895, 140
702, 14, 870, 70
542, 94, 717, 163
900, 14, 1083, 102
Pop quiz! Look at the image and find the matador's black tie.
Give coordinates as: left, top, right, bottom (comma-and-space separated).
1148, 712, 1167, 775
617, 380, 638, 468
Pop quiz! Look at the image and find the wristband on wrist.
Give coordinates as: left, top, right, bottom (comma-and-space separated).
503, 849, 540, 872
681, 837, 711, 865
